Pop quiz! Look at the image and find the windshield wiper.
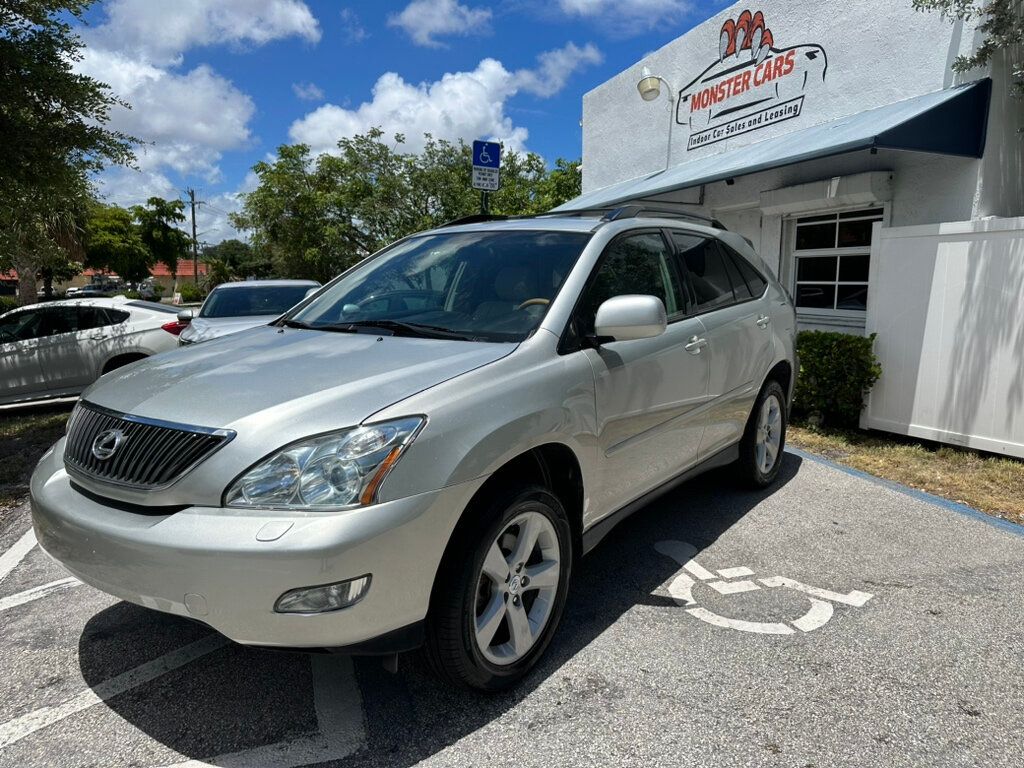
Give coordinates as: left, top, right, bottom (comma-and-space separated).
280, 319, 315, 329
326, 319, 475, 341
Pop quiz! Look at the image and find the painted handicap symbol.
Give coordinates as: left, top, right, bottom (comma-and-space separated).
655, 541, 873, 635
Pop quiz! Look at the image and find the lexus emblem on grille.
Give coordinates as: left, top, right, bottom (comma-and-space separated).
91, 429, 126, 461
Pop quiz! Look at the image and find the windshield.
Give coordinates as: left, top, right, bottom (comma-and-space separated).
200, 284, 314, 318
287, 230, 592, 342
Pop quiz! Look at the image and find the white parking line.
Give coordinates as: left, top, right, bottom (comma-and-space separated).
0, 633, 228, 749
155, 655, 366, 767
758, 576, 874, 607
0, 528, 37, 584
0, 577, 80, 613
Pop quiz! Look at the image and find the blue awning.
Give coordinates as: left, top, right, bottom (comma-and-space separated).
555, 78, 991, 212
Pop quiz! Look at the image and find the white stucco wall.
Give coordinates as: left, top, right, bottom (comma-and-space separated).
582, 0, 982, 193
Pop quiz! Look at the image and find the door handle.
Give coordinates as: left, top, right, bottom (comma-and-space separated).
684, 335, 707, 354
755, 314, 771, 328
90, 333, 105, 340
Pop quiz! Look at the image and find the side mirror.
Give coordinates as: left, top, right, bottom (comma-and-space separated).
593, 295, 667, 342
304, 287, 319, 300
176, 309, 193, 324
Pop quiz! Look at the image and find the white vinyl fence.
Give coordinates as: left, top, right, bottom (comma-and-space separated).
863, 217, 1024, 458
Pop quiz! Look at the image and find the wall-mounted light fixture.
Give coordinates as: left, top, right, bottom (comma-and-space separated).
636, 66, 676, 172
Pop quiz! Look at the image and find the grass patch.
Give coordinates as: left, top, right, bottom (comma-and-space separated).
0, 405, 73, 512
788, 423, 1024, 525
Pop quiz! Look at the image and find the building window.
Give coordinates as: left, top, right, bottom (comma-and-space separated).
792, 207, 883, 315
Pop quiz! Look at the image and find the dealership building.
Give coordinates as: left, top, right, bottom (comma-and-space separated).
558, 0, 1024, 458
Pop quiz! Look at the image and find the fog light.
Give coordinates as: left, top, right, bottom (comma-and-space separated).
274, 575, 371, 614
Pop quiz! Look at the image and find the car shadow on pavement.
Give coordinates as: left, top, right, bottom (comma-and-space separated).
77, 453, 802, 766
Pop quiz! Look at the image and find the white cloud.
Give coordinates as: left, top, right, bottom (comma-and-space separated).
513, 43, 602, 98
292, 81, 325, 101
77, 1, 319, 210
340, 8, 368, 44
288, 42, 601, 156
558, 0, 692, 34
387, 0, 491, 48
79, 48, 255, 179
88, 0, 321, 65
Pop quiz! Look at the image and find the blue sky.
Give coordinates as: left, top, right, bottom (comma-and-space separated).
73, 1, 723, 241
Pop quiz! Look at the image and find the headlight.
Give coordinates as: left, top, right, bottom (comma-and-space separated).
224, 417, 424, 510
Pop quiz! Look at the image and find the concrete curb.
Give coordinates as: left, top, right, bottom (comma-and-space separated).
786, 446, 1024, 538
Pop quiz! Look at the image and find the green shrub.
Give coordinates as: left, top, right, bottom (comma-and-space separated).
0, 296, 18, 314
123, 290, 142, 300
794, 330, 882, 428
177, 282, 206, 303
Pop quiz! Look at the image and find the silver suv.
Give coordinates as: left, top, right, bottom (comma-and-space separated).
31, 212, 796, 690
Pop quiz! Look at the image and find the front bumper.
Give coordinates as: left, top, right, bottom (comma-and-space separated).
30, 440, 481, 650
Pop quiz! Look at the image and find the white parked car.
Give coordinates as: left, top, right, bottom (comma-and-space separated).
177, 280, 320, 345
0, 297, 182, 406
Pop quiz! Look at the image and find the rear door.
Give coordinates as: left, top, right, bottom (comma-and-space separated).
571, 230, 710, 517
34, 305, 93, 390
76, 305, 130, 380
670, 231, 774, 458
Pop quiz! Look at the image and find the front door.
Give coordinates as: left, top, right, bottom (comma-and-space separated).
0, 309, 47, 403
573, 231, 710, 520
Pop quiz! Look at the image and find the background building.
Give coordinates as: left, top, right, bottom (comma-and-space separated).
560, 0, 1024, 457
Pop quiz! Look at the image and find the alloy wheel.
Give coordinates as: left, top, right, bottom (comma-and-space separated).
755, 393, 783, 474
473, 511, 561, 666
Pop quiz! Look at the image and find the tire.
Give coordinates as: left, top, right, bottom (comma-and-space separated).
737, 379, 787, 488
424, 485, 573, 691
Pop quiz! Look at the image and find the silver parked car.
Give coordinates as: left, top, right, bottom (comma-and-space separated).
1, 298, 181, 406
31, 213, 796, 690
177, 279, 320, 345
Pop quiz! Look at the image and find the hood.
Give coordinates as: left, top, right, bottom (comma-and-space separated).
86, 325, 514, 433
179, 316, 271, 344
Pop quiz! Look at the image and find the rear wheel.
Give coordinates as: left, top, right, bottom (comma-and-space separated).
737, 379, 787, 488
425, 486, 572, 691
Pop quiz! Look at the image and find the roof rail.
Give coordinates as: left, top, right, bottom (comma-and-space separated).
546, 206, 727, 230
440, 214, 510, 227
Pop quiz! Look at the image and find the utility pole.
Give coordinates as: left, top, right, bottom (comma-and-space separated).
187, 188, 201, 284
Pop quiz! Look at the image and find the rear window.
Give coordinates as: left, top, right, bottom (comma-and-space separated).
200, 285, 315, 319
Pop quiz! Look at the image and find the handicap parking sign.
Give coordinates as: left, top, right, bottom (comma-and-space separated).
473, 141, 501, 169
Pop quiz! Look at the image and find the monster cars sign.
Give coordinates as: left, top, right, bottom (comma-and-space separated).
676, 9, 828, 151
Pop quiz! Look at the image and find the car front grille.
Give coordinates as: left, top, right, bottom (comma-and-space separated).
64, 402, 235, 490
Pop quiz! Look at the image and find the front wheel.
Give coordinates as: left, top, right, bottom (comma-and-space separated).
424, 486, 572, 691
737, 379, 787, 488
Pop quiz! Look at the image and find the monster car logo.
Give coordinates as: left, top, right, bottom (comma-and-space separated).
676, 10, 828, 151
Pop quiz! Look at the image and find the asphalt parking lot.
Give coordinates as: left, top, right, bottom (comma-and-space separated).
1, 450, 1022, 768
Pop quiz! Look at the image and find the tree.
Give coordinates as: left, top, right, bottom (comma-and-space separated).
231, 130, 583, 282
0, 1, 136, 304
913, 1, 1024, 95
203, 258, 234, 290
83, 203, 152, 283
202, 238, 272, 278
132, 197, 188, 280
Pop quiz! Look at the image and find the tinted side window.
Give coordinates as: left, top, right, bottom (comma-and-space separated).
672, 233, 734, 313
77, 306, 108, 331
576, 232, 682, 336
0, 310, 41, 342
38, 306, 80, 337
103, 309, 130, 325
723, 244, 769, 297
721, 246, 753, 301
